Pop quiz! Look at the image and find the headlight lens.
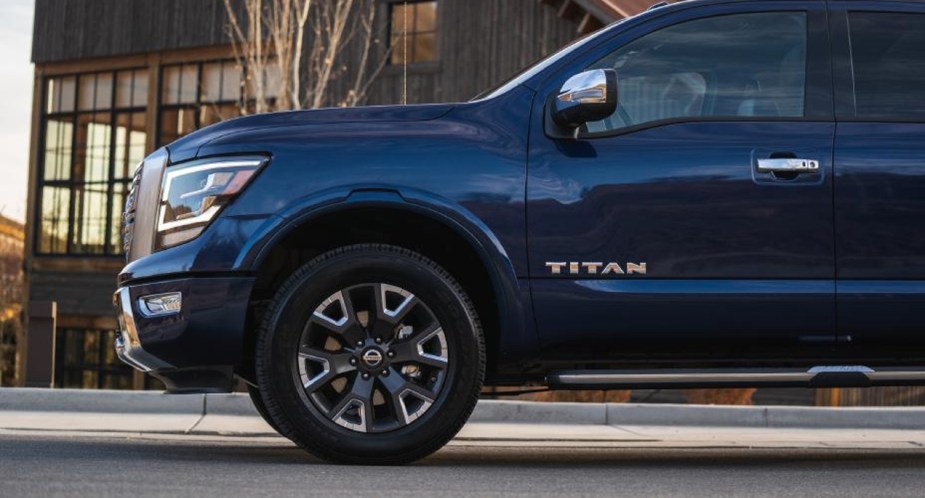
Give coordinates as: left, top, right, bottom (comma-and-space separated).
156, 157, 266, 249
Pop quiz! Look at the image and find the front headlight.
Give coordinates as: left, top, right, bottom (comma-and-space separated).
156, 156, 267, 250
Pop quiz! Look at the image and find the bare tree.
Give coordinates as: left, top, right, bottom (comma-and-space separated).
223, 0, 390, 113
0, 223, 23, 387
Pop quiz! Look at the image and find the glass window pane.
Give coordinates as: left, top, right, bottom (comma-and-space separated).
585, 12, 806, 133
162, 66, 181, 105
71, 182, 109, 254
95, 72, 113, 110
180, 64, 198, 104
220, 62, 241, 101
40, 186, 70, 253
159, 107, 197, 145
200, 103, 238, 128
116, 71, 133, 108
46, 78, 59, 114
43, 118, 73, 181
415, 2, 437, 32
114, 117, 126, 177
55, 329, 134, 389
82, 330, 100, 365
201, 62, 222, 102
132, 69, 148, 107
114, 112, 147, 180
129, 113, 147, 164
264, 64, 281, 99
414, 33, 436, 63
244, 65, 281, 100
390, 34, 406, 65
390, 2, 438, 64
58, 76, 76, 113
391, 4, 410, 36
78, 74, 97, 111
75, 113, 112, 184
848, 12, 925, 119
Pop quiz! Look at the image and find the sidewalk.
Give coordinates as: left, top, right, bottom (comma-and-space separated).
2, 388, 925, 450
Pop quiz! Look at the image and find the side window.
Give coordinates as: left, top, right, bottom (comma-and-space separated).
848, 12, 925, 119
585, 12, 807, 134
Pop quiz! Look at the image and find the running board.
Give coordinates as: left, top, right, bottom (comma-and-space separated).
546, 366, 925, 389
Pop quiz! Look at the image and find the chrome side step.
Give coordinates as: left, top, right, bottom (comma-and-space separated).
547, 366, 925, 389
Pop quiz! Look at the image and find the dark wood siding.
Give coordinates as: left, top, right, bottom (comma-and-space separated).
368, 0, 580, 104
32, 0, 242, 64
29, 270, 118, 317
34, 0, 581, 103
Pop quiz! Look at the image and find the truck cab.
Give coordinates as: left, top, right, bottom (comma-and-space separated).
114, 0, 925, 464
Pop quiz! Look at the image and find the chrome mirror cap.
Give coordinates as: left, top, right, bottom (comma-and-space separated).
550, 68, 618, 130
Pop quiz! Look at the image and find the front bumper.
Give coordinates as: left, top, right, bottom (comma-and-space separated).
113, 275, 255, 393
114, 287, 174, 372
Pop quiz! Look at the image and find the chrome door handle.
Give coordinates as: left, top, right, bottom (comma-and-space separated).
756, 158, 820, 173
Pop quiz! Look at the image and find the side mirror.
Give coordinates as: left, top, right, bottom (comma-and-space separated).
550, 69, 618, 131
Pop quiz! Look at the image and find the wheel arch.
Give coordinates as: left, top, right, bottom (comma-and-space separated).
239, 188, 535, 384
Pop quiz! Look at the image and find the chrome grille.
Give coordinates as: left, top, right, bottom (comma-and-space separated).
122, 163, 143, 257
126, 148, 169, 263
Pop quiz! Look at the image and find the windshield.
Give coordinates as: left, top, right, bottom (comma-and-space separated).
472, 19, 627, 101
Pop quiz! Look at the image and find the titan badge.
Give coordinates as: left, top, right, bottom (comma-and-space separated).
545, 262, 647, 275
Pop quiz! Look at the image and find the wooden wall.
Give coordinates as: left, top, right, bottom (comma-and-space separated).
369, 0, 580, 104
32, 0, 244, 64
33, 0, 582, 104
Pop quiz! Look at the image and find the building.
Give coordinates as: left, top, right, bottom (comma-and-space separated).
22, 0, 644, 389
0, 215, 24, 387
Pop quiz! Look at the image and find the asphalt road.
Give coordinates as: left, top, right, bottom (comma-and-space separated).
2, 433, 925, 497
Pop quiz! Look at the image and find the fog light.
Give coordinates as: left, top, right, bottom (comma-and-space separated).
138, 292, 182, 317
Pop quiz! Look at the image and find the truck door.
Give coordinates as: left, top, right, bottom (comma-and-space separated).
526, 3, 837, 362
829, 4, 925, 358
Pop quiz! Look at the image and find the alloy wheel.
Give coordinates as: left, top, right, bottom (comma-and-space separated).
295, 283, 449, 433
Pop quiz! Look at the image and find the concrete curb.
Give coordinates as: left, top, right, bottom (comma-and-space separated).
0, 388, 205, 414
2, 388, 925, 430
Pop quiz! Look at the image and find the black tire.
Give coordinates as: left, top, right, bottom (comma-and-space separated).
255, 244, 485, 465
247, 384, 284, 435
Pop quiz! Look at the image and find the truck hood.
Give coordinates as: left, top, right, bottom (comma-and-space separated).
166, 103, 455, 163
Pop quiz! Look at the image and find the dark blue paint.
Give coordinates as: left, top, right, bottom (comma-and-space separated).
532, 279, 835, 361
827, 0, 925, 357
831, 82, 925, 353
127, 276, 253, 366
527, 120, 837, 358
116, 0, 925, 392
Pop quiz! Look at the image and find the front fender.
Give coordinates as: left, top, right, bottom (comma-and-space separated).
240, 187, 538, 372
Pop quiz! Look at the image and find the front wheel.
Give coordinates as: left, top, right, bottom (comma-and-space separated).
255, 244, 485, 465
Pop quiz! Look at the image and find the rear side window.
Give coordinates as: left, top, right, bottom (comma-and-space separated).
585, 12, 807, 134
848, 12, 925, 119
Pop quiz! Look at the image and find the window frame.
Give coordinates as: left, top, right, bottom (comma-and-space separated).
53, 328, 135, 390
156, 59, 244, 148
36, 68, 149, 257
829, 4, 925, 123
385, 0, 439, 67
536, 3, 834, 140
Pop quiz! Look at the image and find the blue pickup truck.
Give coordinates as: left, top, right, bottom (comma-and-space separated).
114, 0, 925, 464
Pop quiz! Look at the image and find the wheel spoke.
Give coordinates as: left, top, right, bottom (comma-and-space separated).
297, 345, 356, 392
371, 283, 418, 328
380, 368, 436, 426
389, 324, 449, 369
328, 374, 375, 432
310, 290, 366, 346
